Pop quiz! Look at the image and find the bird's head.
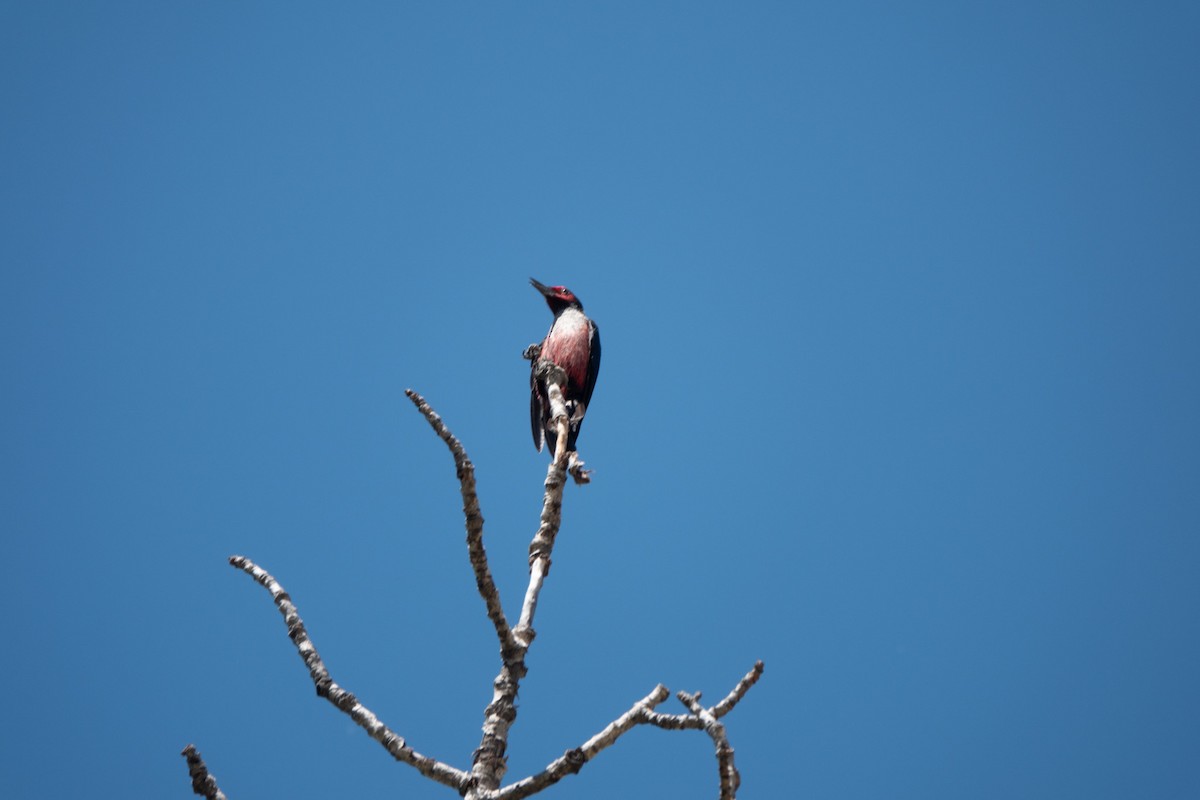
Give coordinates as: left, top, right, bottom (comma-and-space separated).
530, 278, 584, 312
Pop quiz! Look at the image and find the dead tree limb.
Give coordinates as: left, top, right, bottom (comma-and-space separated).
471, 401, 570, 792
227, 555, 472, 793
183, 387, 763, 799
677, 690, 740, 800
405, 389, 520, 661
492, 661, 764, 800
490, 684, 671, 800
712, 659, 765, 718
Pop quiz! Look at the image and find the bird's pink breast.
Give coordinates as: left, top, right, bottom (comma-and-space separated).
542, 311, 591, 390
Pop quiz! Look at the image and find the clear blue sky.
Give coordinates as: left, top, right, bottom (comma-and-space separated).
3, 3, 1198, 798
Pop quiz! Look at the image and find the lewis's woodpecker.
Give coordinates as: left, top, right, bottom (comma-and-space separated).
529, 278, 601, 457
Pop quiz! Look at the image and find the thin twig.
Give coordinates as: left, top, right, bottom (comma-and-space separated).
712, 660, 765, 718
180, 744, 228, 800
405, 389, 518, 660
228, 555, 471, 793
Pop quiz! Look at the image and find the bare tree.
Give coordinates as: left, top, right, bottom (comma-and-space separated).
182, 366, 763, 799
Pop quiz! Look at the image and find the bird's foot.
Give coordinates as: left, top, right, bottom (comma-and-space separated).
567, 452, 591, 485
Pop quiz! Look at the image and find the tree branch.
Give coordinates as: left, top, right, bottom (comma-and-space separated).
712, 660, 765, 719
190, 381, 762, 799
469, 455, 568, 794
516, 457, 566, 641
491, 662, 765, 800
677, 690, 740, 800
635, 662, 765, 800
404, 389, 519, 661
490, 684, 671, 800
547, 380, 570, 471
228, 555, 471, 794
467, 371, 577, 794
180, 744, 228, 800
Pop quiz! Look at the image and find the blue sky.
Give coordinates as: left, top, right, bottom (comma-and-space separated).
2, 2, 1198, 798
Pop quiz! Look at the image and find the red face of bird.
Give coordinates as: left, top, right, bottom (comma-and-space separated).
530, 278, 583, 311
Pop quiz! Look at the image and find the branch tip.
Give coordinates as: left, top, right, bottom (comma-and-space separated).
712, 659, 766, 719
180, 743, 228, 800
405, 388, 517, 665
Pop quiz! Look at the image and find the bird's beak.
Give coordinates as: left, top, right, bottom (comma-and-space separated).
530, 278, 553, 296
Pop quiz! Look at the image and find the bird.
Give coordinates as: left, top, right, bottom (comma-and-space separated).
528, 278, 601, 458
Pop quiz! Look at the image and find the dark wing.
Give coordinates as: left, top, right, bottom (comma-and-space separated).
581, 319, 601, 409
563, 322, 598, 455
530, 365, 546, 452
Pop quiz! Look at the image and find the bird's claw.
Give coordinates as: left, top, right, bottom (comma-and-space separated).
567, 452, 591, 485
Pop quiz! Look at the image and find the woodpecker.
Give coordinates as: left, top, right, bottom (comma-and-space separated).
529, 278, 601, 457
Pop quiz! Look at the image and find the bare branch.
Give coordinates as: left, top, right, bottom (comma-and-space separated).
712, 660, 765, 719
228, 555, 471, 794
491, 685, 671, 800
547, 380, 570, 471
192, 383, 761, 799
629, 662, 765, 799
469, 456, 567, 793
677, 691, 740, 800
180, 744, 228, 800
578, 685, 672, 760
404, 389, 518, 660
516, 458, 567, 640
641, 709, 705, 730
493, 662, 764, 800
471, 375, 576, 793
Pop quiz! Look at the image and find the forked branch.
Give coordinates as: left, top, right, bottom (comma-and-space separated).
469, 385, 570, 792
184, 389, 762, 800
491, 684, 671, 800
494, 661, 765, 800
637, 661, 765, 800
677, 691, 740, 800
